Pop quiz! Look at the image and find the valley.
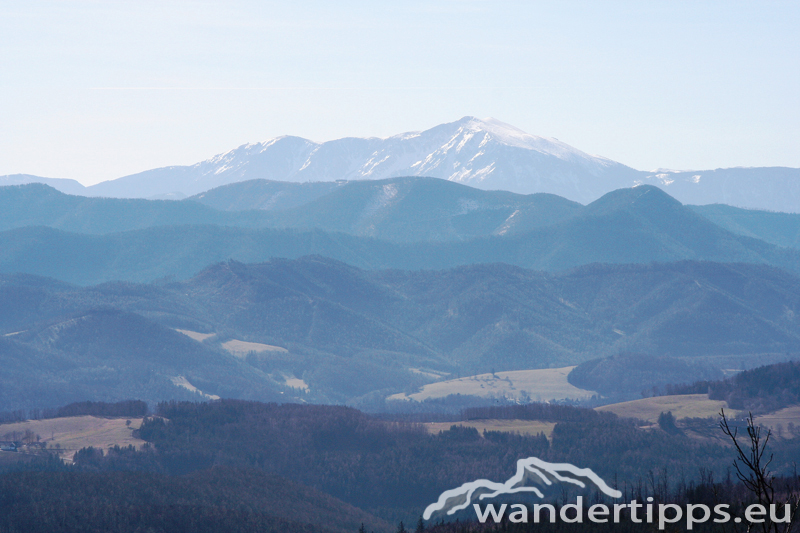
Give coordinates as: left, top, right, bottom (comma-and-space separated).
2, 250, 800, 411
4, 4, 799, 531
1, 176, 799, 532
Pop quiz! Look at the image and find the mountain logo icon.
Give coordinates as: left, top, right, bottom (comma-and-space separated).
423, 457, 622, 519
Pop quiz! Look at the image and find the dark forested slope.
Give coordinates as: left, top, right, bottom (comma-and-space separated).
0, 467, 389, 533
2, 258, 800, 409
0, 308, 287, 410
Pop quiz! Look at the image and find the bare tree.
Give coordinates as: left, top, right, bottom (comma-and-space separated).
719, 408, 799, 533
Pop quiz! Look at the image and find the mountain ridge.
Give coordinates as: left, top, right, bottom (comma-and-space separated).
85, 116, 638, 201
0, 178, 584, 241
2, 257, 800, 410
2, 185, 799, 285
4, 179, 799, 248
5, 117, 797, 211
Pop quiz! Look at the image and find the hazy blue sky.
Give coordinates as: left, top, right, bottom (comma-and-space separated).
1, 1, 798, 185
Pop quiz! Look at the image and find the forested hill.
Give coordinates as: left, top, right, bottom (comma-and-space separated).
2, 258, 800, 410
0, 178, 581, 240
0, 467, 389, 533
2, 185, 800, 285
690, 204, 800, 248
4, 399, 798, 528
190, 177, 583, 241
0, 183, 271, 234
664, 360, 800, 413
3, 179, 800, 251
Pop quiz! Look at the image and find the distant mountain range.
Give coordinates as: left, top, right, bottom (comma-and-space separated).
2, 257, 799, 410
2, 179, 799, 249
0, 179, 582, 240
1, 182, 799, 285
2, 175, 800, 411
2, 117, 798, 211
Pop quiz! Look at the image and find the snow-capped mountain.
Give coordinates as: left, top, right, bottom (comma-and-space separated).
3, 116, 799, 211
82, 117, 642, 203
635, 167, 800, 213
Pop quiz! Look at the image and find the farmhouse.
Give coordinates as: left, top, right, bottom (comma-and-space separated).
0, 441, 18, 452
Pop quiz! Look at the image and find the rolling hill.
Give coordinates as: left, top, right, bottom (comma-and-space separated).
1, 185, 799, 285
0, 309, 289, 411
211, 177, 582, 241
690, 203, 800, 248
0, 178, 582, 241
4, 179, 799, 250
2, 257, 800, 410
0, 183, 269, 235
189, 179, 345, 211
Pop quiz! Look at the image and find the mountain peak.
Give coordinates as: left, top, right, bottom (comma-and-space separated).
168, 117, 630, 200
50, 116, 644, 201
582, 184, 687, 219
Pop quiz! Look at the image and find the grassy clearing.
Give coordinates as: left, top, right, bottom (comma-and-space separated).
171, 375, 220, 400
175, 328, 216, 342
596, 394, 733, 422
280, 373, 309, 391
424, 419, 556, 439
174, 330, 288, 360
754, 405, 800, 439
409, 368, 450, 379
389, 367, 596, 402
221, 339, 288, 358
0, 416, 146, 462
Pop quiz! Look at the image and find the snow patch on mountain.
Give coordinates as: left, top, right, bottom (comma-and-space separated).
76, 117, 640, 202
9, 117, 798, 212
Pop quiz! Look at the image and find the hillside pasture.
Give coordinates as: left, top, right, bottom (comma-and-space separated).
175, 328, 216, 342
596, 394, 733, 422
388, 367, 597, 402
0, 416, 146, 462
222, 339, 288, 358
281, 373, 309, 391
754, 405, 800, 439
170, 376, 221, 400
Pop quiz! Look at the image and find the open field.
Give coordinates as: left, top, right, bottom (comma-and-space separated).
409, 367, 449, 379
170, 375, 221, 400
281, 373, 309, 391
754, 405, 800, 439
175, 329, 289, 359
221, 339, 289, 358
175, 328, 216, 342
596, 394, 734, 422
0, 416, 146, 462
424, 419, 556, 439
389, 367, 596, 402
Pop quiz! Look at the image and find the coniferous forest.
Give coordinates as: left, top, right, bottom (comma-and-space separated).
1, 398, 799, 532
